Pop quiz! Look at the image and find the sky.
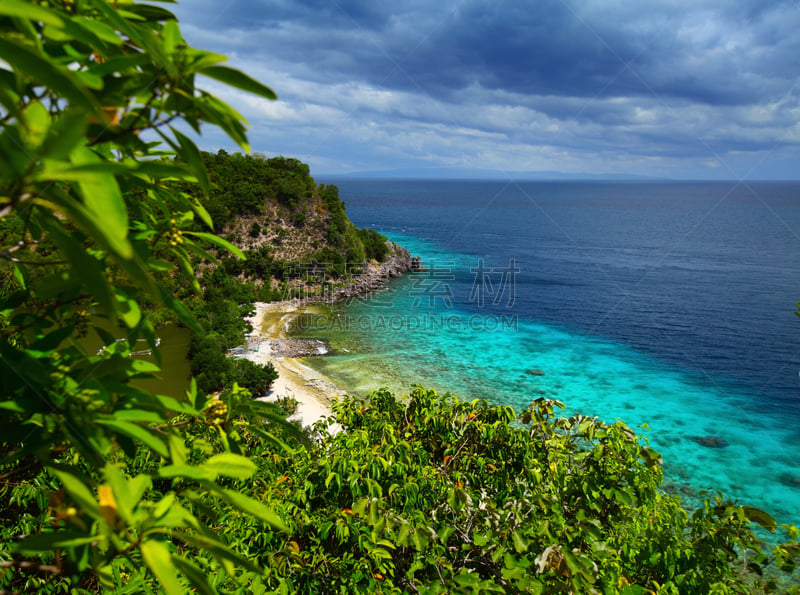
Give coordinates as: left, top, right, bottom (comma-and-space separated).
172, 0, 800, 179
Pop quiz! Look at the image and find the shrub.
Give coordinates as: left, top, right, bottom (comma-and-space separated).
231, 358, 279, 398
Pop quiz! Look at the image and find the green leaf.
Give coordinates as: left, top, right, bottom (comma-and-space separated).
368, 498, 379, 525
158, 286, 202, 335
184, 231, 245, 259
114, 290, 142, 328
87, 53, 151, 78
153, 393, 199, 416
158, 502, 200, 531
36, 160, 132, 182
0, 72, 21, 122
21, 100, 50, 150
86, 0, 177, 77
185, 48, 229, 71
158, 464, 216, 482
124, 3, 178, 22
0, 38, 98, 113
15, 531, 102, 554
162, 19, 183, 55
70, 15, 124, 44
129, 474, 154, 509
562, 549, 581, 576
181, 533, 263, 575
103, 464, 141, 524
189, 198, 214, 230
37, 213, 113, 314
193, 94, 250, 151
96, 419, 168, 458
41, 111, 89, 160
12, 264, 27, 290
128, 359, 161, 375
199, 453, 256, 480
742, 506, 777, 533
153, 492, 177, 519
30, 326, 74, 353
38, 185, 150, 293
215, 487, 289, 532
168, 127, 210, 196
50, 465, 101, 519
70, 146, 131, 259
411, 529, 429, 552
370, 547, 393, 560
169, 434, 188, 466
44, 15, 121, 50
135, 161, 195, 181
454, 571, 480, 587
512, 530, 528, 554
141, 539, 184, 595
171, 555, 216, 595
0, 0, 64, 27
199, 65, 277, 100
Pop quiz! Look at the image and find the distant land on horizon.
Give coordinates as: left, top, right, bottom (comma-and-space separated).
316, 167, 800, 182
317, 167, 663, 181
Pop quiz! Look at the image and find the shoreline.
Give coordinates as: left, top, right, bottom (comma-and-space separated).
243, 301, 345, 431
241, 241, 416, 430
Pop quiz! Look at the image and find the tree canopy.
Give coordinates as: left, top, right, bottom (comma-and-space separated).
0, 1, 798, 594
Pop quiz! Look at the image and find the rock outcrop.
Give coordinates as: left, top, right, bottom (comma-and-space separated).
324, 241, 414, 303
689, 435, 729, 448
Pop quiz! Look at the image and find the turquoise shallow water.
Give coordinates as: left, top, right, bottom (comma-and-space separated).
298, 232, 800, 528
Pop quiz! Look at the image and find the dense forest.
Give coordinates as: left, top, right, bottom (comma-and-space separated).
0, 1, 799, 593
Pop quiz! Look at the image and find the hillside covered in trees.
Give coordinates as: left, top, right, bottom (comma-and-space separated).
0, 1, 799, 594
163, 150, 397, 395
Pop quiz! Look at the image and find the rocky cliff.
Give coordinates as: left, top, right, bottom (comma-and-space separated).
324, 241, 415, 303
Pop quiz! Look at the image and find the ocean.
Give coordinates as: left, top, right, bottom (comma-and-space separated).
301, 179, 800, 527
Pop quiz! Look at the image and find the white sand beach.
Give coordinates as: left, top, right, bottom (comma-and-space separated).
243, 301, 344, 432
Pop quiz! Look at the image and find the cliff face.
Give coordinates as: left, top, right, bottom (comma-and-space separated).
199, 151, 415, 299
223, 196, 335, 262
324, 242, 414, 303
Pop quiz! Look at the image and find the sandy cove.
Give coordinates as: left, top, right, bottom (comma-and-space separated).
243, 301, 343, 431
240, 243, 416, 431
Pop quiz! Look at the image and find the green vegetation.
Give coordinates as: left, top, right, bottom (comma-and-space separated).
195, 149, 390, 267
0, 1, 294, 592
4, 380, 800, 593
181, 266, 276, 396
1, 1, 799, 593
264, 389, 800, 593
176, 149, 392, 394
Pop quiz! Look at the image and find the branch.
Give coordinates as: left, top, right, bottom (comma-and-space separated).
0, 239, 68, 265
0, 559, 62, 575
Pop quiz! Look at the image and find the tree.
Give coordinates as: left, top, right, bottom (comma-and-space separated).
0, 1, 295, 592
267, 388, 800, 593
232, 359, 279, 397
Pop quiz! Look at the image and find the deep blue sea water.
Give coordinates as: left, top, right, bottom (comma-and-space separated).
304, 179, 800, 526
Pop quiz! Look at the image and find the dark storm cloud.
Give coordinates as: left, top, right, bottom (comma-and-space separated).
188, 0, 797, 105
375, 1, 647, 98
177, 0, 387, 29
173, 0, 800, 178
